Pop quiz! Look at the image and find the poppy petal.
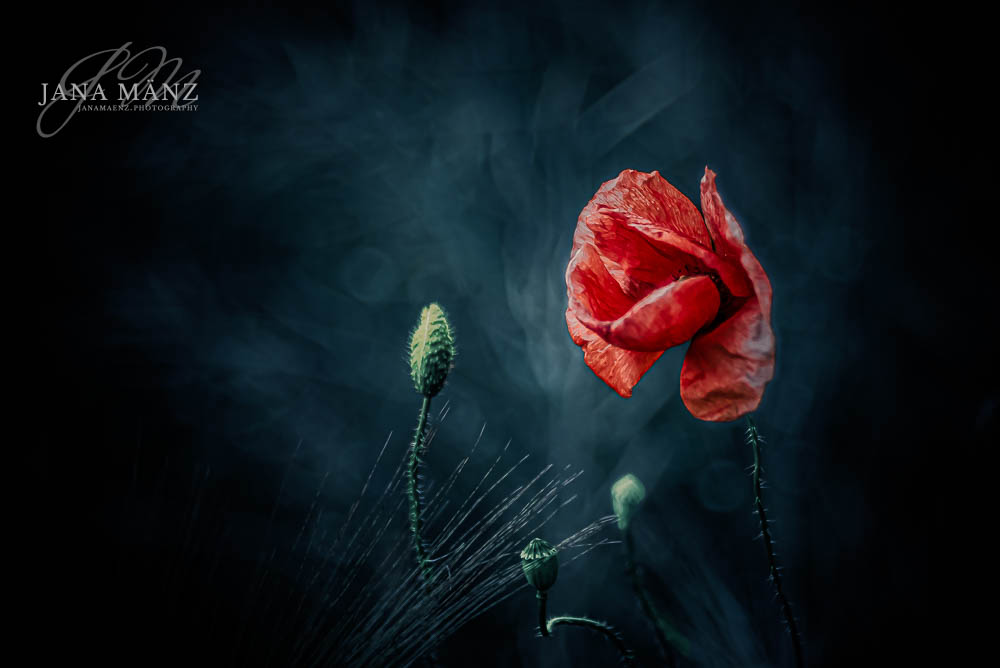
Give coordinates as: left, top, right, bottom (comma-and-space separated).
566, 242, 637, 322
699, 166, 772, 324
565, 243, 665, 396
700, 167, 748, 259
619, 220, 754, 299
681, 169, 775, 422
574, 170, 716, 297
578, 275, 721, 353
680, 296, 774, 421
566, 308, 663, 398
591, 170, 714, 250
575, 206, 690, 300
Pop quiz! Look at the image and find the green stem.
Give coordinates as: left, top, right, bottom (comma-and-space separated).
546, 616, 635, 666
408, 395, 432, 581
407, 396, 441, 668
624, 529, 676, 667
537, 591, 549, 637
747, 417, 804, 668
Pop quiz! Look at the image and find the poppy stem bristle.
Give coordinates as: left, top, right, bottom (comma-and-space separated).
408, 395, 433, 582
408, 395, 442, 667
746, 416, 804, 668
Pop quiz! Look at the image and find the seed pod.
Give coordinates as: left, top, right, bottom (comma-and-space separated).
408, 303, 456, 397
520, 537, 559, 592
611, 474, 646, 531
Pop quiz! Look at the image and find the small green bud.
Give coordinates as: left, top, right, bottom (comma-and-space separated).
611, 474, 646, 531
521, 537, 559, 591
408, 303, 456, 397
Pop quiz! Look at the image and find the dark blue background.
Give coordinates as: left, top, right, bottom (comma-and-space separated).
24, 1, 982, 666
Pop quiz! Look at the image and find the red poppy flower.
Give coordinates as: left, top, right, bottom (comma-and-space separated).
565, 168, 774, 422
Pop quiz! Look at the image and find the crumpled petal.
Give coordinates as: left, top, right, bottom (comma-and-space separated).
620, 221, 753, 300
566, 308, 663, 398
679, 168, 775, 421
565, 242, 665, 396
574, 170, 714, 297
566, 243, 637, 322
592, 170, 714, 250
700, 167, 752, 262
578, 275, 720, 353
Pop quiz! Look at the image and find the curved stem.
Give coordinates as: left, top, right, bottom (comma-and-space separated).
624, 529, 676, 667
408, 395, 432, 580
546, 616, 635, 667
537, 591, 549, 637
747, 417, 804, 668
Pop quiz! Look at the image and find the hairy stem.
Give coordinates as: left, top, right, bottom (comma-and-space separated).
624, 529, 676, 667
409, 396, 440, 667
546, 616, 636, 666
747, 417, 804, 668
408, 395, 432, 580
537, 591, 549, 637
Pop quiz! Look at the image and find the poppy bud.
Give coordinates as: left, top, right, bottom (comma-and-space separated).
408, 303, 456, 398
520, 537, 559, 592
611, 474, 646, 531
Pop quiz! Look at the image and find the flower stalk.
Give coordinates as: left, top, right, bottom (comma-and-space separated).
747, 417, 804, 668
521, 537, 635, 666
545, 616, 635, 666
536, 590, 549, 637
623, 528, 676, 667
408, 394, 432, 580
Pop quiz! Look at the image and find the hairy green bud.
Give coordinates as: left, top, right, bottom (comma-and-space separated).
611, 474, 646, 531
521, 537, 559, 592
408, 303, 456, 397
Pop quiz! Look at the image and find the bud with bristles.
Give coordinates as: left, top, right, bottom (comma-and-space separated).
408, 303, 456, 397
521, 537, 559, 592
611, 474, 646, 531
